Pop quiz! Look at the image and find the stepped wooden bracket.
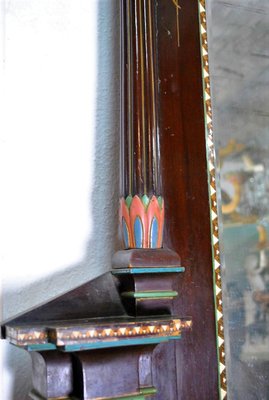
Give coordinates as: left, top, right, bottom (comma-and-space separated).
1, 1, 222, 399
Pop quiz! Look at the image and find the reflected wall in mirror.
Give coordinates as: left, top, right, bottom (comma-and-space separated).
208, 0, 269, 398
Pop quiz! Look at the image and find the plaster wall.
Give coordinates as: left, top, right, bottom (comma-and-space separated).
0, 1, 120, 398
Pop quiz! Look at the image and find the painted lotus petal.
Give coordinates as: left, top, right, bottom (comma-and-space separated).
129, 195, 146, 219
125, 195, 133, 209
158, 204, 165, 247
150, 217, 159, 248
147, 196, 161, 223
158, 196, 163, 209
129, 195, 147, 247
120, 198, 133, 248
157, 198, 164, 243
122, 218, 130, 248
142, 194, 150, 208
134, 216, 143, 248
120, 195, 164, 249
147, 196, 164, 248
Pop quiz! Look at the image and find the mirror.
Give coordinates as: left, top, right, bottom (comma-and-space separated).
207, 0, 269, 398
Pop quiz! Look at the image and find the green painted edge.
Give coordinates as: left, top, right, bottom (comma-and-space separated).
30, 392, 146, 400
140, 387, 157, 395
112, 267, 185, 274
121, 291, 178, 299
94, 387, 157, 400
30, 388, 156, 400
61, 336, 181, 352
102, 395, 145, 400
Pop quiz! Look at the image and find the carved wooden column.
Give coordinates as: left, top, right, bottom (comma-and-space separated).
113, 0, 184, 321
110, 5, 192, 398
120, 0, 161, 201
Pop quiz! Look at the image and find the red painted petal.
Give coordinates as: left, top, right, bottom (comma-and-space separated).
120, 198, 133, 248
129, 196, 147, 247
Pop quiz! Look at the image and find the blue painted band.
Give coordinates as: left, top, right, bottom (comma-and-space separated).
25, 337, 183, 353
112, 267, 185, 275
61, 336, 181, 352
27, 343, 57, 352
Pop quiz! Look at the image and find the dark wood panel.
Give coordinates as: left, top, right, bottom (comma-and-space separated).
157, 1, 219, 398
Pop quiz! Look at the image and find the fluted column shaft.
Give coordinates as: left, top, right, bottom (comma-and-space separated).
121, 0, 161, 198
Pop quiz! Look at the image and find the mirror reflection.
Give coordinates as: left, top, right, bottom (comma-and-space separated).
208, 0, 269, 398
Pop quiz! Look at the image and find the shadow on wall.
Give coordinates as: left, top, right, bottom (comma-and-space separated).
3, 1, 121, 399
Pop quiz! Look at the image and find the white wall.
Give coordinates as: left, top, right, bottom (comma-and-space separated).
0, 1, 120, 398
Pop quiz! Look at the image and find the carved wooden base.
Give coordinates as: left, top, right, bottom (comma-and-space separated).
2, 250, 191, 400
113, 248, 184, 316
115, 271, 180, 315
2, 250, 191, 399
112, 248, 182, 270
30, 352, 73, 400
29, 347, 157, 400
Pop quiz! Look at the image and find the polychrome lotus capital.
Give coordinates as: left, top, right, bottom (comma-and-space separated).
120, 195, 164, 249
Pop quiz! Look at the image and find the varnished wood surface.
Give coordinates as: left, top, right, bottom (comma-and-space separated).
119, 0, 219, 397
112, 248, 181, 269
1, 2, 219, 399
30, 347, 158, 399
121, 0, 161, 197
1, 273, 125, 332
157, 1, 219, 398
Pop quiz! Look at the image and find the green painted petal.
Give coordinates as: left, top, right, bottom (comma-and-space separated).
158, 196, 163, 208
142, 194, 150, 208
125, 195, 133, 209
